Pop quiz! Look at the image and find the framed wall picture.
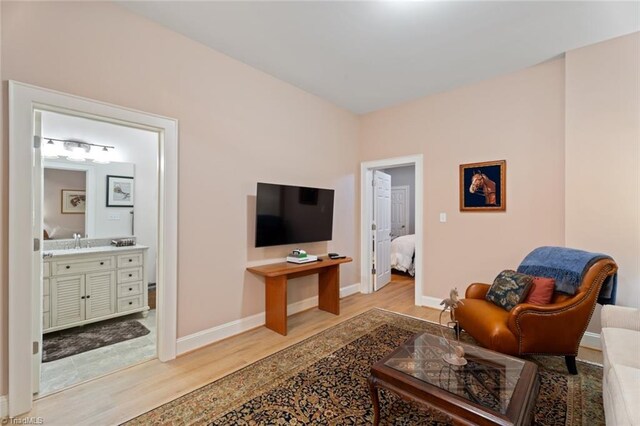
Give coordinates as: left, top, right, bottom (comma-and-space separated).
61, 189, 86, 214
460, 160, 506, 212
106, 175, 134, 207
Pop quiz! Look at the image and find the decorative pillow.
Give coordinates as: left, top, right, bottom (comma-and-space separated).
486, 270, 534, 311
524, 276, 556, 305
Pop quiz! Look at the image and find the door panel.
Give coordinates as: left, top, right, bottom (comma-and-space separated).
32, 111, 43, 394
374, 171, 392, 291
51, 275, 85, 327
391, 186, 410, 238
85, 271, 116, 320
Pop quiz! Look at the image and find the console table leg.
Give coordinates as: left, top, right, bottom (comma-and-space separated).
318, 265, 339, 315
368, 376, 381, 426
265, 276, 287, 335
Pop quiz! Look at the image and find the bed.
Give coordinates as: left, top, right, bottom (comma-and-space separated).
390, 234, 415, 276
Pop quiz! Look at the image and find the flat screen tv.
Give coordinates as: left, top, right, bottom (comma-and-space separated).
255, 182, 334, 248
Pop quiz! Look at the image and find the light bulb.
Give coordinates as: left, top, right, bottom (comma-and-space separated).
92, 147, 111, 164
42, 140, 59, 159
67, 145, 86, 162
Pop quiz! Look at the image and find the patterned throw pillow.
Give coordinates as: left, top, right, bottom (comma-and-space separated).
486, 270, 534, 311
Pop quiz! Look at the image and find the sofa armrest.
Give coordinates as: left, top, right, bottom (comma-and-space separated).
465, 283, 491, 300
507, 299, 583, 344
601, 305, 640, 331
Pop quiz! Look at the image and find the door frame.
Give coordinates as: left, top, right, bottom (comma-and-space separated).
8, 81, 179, 416
390, 185, 411, 237
360, 154, 423, 306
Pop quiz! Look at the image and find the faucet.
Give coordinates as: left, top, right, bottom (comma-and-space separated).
73, 233, 81, 249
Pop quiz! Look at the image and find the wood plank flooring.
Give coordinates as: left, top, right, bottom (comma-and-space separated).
23, 274, 602, 425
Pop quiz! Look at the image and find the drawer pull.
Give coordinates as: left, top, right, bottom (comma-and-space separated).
129, 287, 133, 291
128, 273, 133, 277
81, 296, 85, 299
129, 301, 133, 305
86, 295, 91, 299
100, 262, 104, 265
65, 265, 70, 269
129, 259, 133, 262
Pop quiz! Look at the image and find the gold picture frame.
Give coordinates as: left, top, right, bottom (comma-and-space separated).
61, 189, 86, 214
459, 160, 506, 212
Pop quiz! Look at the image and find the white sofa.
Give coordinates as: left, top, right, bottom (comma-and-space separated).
601, 305, 640, 425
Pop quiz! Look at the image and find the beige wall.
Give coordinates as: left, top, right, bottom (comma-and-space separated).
360, 59, 567, 300
1, 1, 360, 394
565, 33, 640, 333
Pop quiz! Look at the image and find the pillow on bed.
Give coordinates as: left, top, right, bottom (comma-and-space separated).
485, 270, 534, 311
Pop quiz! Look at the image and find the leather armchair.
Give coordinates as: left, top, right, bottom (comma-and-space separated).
455, 258, 618, 374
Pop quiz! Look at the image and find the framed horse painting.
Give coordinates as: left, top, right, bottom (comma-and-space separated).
459, 160, 506, 212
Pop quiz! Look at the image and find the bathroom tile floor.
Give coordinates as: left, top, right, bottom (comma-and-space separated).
38, 310, 156, 396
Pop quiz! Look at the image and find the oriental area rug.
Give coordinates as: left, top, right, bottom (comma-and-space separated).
125, 309, 604, 425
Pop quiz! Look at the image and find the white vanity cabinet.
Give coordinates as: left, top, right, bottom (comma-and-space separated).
43, 247, 148, 333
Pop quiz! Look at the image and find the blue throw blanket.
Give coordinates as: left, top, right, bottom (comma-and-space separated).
517, 246, 617, 305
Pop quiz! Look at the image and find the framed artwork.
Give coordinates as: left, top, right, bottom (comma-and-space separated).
106, 175, 134, 207
460, 160, 506, 212
61, 190, 86, 214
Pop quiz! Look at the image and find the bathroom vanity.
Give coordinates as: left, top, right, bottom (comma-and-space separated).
42, 245, 149, 333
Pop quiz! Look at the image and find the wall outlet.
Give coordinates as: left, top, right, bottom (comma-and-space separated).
108, 214, 121, 221
439, 212, 447, 223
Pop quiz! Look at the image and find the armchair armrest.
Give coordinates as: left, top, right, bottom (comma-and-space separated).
602, 305, 640, 331
465, 283, 491, 300
507, 298, 592, 354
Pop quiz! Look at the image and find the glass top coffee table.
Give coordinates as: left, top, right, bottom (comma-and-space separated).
368, 332, 539, 425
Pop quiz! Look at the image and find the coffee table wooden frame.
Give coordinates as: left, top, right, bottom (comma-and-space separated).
368, 333, 539, 426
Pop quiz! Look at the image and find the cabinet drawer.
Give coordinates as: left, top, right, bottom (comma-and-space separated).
117, 267, 143, 284
118, 295, 144, 313
43, 278, 50, 297
117, 253, 143, 268
43, 262, 50, 278
43, 313, 50, 330
117, 281, 143, 298
43, 295, 50, 313
52, 256, 114, 276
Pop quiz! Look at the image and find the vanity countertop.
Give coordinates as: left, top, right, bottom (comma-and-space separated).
43, 244, 149, 258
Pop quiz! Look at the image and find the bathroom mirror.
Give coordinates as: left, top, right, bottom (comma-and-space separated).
44, 158, 135, 240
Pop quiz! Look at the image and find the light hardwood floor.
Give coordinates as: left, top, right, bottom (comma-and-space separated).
24, 274, 602, 425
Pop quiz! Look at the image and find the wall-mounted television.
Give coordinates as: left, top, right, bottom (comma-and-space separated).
255, 182, 334, 248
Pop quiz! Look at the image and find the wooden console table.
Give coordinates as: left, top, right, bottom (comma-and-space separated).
247, 256, 352, 335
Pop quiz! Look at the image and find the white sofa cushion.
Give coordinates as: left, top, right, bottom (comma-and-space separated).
605, 364, 640, 426
601, 327, 640, 374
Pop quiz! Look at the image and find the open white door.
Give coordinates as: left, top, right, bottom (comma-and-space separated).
32, 111, 43, 394
373, 170, 391, 291
390, 186, 410, 238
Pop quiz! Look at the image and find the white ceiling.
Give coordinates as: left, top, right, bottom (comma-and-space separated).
119, 1, 639, 114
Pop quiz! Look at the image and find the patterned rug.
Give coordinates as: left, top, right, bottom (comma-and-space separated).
125, 309, 604, 425
43, 317, 150, 362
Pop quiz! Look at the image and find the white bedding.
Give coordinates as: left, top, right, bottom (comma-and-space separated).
390, 234, 415, 276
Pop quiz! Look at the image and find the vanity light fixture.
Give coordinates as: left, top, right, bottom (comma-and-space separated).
42, 137, 115, 163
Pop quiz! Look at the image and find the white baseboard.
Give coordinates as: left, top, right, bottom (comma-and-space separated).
0, 395, 7, 419
177, 283, 360, 355
420, 296, 443, 309
580, 331, 601, 350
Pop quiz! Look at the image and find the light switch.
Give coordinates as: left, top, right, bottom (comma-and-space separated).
108, 214, 121, 221
439, 213, 447, 223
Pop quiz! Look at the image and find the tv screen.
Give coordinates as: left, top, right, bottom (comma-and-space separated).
255, 182, 334, 248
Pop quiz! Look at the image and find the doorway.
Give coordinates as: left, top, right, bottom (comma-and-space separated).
360, 155, 423, 306
8, 81, 178, 416
37, 110, 160, 396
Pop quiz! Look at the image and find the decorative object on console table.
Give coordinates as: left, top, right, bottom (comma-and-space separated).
61, 189, 86, 214
438, 287, 466, 366
106, 175, 134, 207
460, 160, 506, 212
